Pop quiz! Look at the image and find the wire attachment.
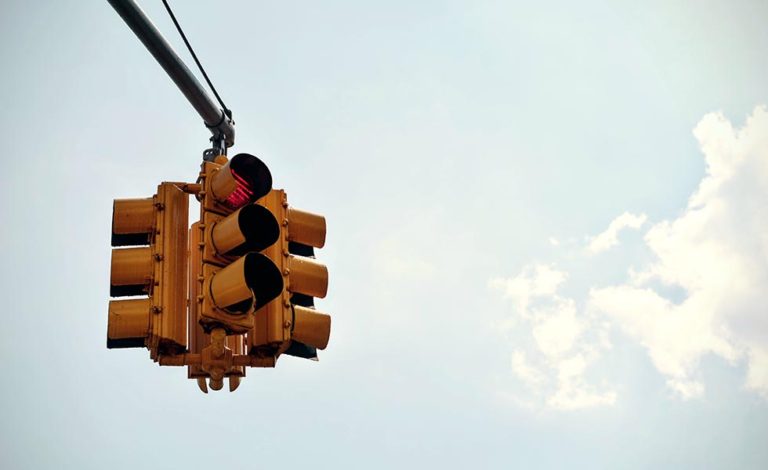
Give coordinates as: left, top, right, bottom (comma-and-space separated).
162, 0, 234, 160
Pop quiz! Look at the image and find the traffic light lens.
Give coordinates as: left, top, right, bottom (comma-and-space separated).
224, 169, 254, 209
212, 153, 273, 210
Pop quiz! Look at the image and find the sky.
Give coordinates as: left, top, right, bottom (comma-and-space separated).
1, 0, 767, 468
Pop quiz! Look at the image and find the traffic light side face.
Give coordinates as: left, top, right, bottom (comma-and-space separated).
108, 183, 189, 356
107, 297, 150, 349
197, 154, 284, 334
109, 198, 154, 349
111, 198, 154, 246
110, 198, 154, 297
249, 190, 331, 358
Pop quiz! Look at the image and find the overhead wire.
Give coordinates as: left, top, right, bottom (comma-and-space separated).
162, 0, 232, 120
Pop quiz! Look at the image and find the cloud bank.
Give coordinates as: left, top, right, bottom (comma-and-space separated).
490, 265, 616, 410
492, 106, 768, 408
586, 212, 647, 254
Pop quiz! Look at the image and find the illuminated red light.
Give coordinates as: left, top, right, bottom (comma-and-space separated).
223, 169, 255, 210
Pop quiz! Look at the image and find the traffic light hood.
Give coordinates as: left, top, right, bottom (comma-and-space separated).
211, 153, 272, 209
208, 252, 284, 314
210, 204, 280, 257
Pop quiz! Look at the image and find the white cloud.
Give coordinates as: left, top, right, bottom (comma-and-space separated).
532, 299, 582, 357
489, 264, 567, 318
492, 106, 768, 406
547, 352, 617, 410
589, 285, 735, 399
666, 378, 705, 400
511, 350, 546, 389
746, 348, 768, 396
590, 106, 768, 399
586, 212, 647, 254
490, 264, 616, 410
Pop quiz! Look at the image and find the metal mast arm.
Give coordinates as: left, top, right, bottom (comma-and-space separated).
108, 0, 235, 153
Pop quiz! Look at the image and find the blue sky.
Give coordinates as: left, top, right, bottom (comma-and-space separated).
1, 1, 767, 468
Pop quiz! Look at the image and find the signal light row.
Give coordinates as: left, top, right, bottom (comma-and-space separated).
109, 183, 188, 356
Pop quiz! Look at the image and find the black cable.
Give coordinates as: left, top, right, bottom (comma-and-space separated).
162, 0, 231, 119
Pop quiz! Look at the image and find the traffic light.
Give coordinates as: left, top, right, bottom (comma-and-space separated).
108, 183, 189, 357
106, 152, 331, 392
188, 220, 246, 393
249, 189, 331, 360
195, 153, 284, 335
284, 242, 327, 360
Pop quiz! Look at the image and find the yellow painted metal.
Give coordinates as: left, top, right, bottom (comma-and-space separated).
200, 161, 227, 215
226, 334, 246, 379
187, 222, 208, 379
249, 189, 331, 354
109, 195, 154, 348
252, 190, 291, 346
199, 161, 245, 333
251, 297, 286, 346
193, 327, 246, 391
109, 170, 308, 388
209, 256, 252, 312
148, 183, 189, 356
249, 302, 271, 348
112, 198, 154, 242
200, 263, 254, 334
198, 161, 285, 336
157, 353, 275, 368
210, 160, 237, 203
108, 183, 189, 356
229, 376, 241, 392
202, 327, 228, 391
287, 207, 326, 248
292, 306, 331, 350
288, 255, 328, 298
209, 207, 247, 256
107, 298, 150, 345
110, 247, 152, 292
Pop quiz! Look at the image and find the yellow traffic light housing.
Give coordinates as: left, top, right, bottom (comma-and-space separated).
249, 190, 331, 359
106, 152, 331, 392
195, 153, 284, 334
108, 183, 189, 356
